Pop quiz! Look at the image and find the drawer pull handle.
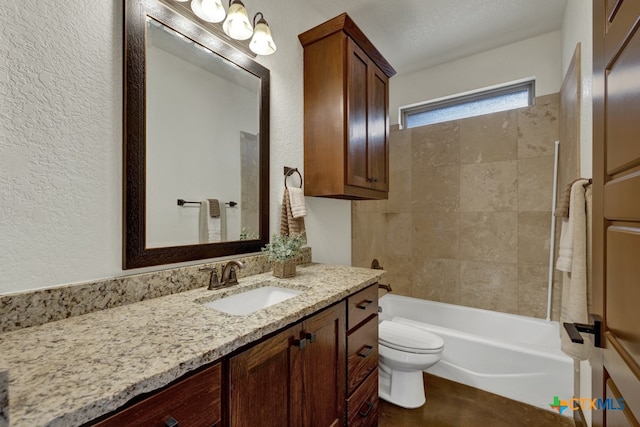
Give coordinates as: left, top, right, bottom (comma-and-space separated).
294, 338, 307, 350
356, 299, 373, 310
305, 332, 317, 343
358, 401, 374, 417
357, 345, 374, 358
165, 417, 179, 427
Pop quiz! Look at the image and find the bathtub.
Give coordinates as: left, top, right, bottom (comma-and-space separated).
378, 294, 573, 414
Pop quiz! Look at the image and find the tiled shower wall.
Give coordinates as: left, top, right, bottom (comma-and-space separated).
352, 94, 562, 319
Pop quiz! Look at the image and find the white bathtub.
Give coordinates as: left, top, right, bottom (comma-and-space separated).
379, 294, 573, 414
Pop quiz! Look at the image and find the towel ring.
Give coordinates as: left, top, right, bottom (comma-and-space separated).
284, 166, 303, 188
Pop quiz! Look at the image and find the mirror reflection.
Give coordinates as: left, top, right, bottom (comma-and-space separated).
145, 18, 260, 248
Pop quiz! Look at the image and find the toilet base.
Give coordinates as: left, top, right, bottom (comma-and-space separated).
378, 366, 426, 409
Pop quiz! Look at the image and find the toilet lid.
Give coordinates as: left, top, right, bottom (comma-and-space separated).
379, 320, 444, 354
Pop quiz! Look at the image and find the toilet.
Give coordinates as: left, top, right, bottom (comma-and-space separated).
378, 319, 444, 408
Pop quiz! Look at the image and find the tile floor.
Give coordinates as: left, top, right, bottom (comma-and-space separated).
378, 373, 575, 427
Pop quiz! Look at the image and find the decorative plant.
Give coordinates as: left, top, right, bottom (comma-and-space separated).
261, 233, 305, 262
239, 227, 259, 241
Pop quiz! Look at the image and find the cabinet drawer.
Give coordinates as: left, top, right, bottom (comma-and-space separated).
93, 363, 222, 427
347, 316, 378, 395
347, 369, 378, 427
347, 284, 378, 330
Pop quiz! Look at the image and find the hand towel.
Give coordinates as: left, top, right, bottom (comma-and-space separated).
288, 187, 307, 218
558, 179, 591, 360
280, 189, 306, 241
199, 200, 227, 243
208, 199, 220, 218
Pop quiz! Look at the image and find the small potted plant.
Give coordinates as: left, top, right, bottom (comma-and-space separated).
262, 233, 305, 278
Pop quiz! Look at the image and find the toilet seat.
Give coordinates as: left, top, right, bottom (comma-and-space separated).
379, 320, 444, 354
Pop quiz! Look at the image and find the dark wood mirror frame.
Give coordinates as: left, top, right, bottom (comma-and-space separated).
123, 0, 270, 269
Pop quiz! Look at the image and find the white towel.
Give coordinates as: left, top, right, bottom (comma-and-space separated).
199, 200, 227, 243
556, 217, 574, 272
558, 179, 591, 360
288, 187, 307, 218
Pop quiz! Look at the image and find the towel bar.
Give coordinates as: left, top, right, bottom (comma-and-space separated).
177, 199, 237, 207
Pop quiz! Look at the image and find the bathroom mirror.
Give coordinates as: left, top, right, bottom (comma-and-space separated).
124, 0, 270, 269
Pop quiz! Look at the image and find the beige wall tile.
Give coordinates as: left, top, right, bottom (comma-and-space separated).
460, 161, 517, 212
517, 264, 550, 319
387, 213, 412, 257
388, 169, 412, 213
390, 128, 412, 172
411, 121, 460, 168
459, 110, 518, 164
517, 96, 560, 159
383, 254, 414, 297
412, 165, 459, 213
460, 212, 518, 263
411, 258, 460, 303
352, 211, 387, 267
517, 156, 554, 212
518, 211, 551, 265
460, 260, 518, 314
412, 212, 459, 259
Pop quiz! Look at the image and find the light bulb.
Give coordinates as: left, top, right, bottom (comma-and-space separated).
223, 1, 253, 40
191, 0, 226, 23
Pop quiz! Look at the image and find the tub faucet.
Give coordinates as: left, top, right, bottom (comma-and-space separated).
220, 260, 246, 286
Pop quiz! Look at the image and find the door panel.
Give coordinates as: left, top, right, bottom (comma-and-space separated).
594, 0, 640, 425
347, 39, 370, 189
368, 66, 389, 191
301, 303, 346, 427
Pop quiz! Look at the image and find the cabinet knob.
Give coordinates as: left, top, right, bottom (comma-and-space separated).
165, 417, 179, 427
305, 332, 317, 343
294, 338, 307, 350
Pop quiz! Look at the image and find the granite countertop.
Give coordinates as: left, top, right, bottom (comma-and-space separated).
0, 263, 384, 427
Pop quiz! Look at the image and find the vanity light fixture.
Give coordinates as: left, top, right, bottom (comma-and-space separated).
172, 0, 277, 55
191, 0, 226, 23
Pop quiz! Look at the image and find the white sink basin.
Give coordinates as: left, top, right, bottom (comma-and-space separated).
202, 285, 302, 315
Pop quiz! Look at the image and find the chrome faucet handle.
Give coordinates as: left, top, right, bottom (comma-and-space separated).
199, 267, 220, 290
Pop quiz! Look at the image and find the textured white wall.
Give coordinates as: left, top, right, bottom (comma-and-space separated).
390, 31, 563, 126
0, 0, 351, 294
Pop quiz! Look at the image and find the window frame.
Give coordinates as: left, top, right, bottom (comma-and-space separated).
399, 79, 535, 129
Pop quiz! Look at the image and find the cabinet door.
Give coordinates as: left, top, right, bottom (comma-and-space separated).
367, 65, 389, 192
346, 39, 371, 190
301, 303, 346, 427
229, 323, 303, 427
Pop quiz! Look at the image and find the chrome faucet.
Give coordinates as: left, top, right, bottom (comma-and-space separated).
220, 260, 246, 287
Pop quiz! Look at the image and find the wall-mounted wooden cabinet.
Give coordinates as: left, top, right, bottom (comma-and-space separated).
299, 14, 396, 200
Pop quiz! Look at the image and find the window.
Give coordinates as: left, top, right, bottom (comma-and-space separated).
400, 79, 535, 129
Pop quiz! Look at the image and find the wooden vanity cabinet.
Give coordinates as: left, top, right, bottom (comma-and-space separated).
91, 362, 222, 427
228, 302, 346, 427
299, 14, 396, 200
345, 284, 379, 426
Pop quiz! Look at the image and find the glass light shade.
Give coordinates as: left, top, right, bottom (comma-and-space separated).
174, 0, 189, 2
223, 1, 253, 40
250, 21, 276, 55
191, 0, 226, 23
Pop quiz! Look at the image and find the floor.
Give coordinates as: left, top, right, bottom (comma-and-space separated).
378, 374, 576, 427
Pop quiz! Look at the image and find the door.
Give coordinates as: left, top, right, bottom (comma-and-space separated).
368, 65, 390, 192
300, 303, 346, 427
229, 323, 304, 427
347, 38, 372, 190
592, 1, 640, 425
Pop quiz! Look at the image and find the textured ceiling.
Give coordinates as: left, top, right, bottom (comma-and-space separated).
303, 0, 568, 75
